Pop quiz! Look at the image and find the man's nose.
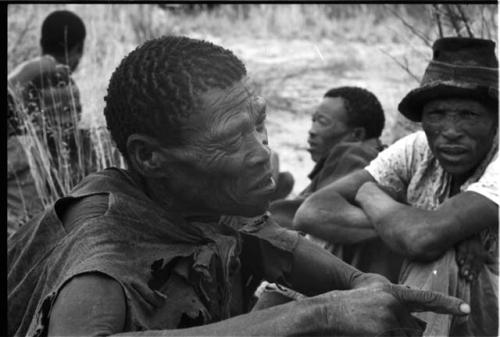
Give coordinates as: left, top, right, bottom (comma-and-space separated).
308, 127, 317, 138
256, 127, 269, 146
248, 134, 271, 167
441, 115, 464, 140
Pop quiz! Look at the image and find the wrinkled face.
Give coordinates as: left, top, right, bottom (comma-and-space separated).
175, 78, 275, 217
307, 96, 352, 162
422, 98, 497, 180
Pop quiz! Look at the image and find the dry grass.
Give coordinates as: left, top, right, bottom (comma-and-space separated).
8, 4, 498, 200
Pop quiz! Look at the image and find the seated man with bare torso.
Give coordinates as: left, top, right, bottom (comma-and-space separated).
8, 36, 470, 337
295, 37, 498, 336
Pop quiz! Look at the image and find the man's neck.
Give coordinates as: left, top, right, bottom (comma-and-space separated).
130, 170, 221, 220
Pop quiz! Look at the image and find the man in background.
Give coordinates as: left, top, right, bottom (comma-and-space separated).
295, 37, 498, 336
270, 87, 385, 227
7, 10, 89, 235
269, 87, 403, 283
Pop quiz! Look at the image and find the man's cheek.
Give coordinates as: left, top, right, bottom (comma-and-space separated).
191, 147, 228, 173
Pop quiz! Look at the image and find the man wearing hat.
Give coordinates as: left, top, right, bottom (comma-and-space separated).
294, 37, 498, 336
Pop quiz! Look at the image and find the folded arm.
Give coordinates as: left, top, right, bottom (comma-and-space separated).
355, 182, 498, 261
8, 56, 64, 90
269, 198, 305, 229
293, 169, 378, 244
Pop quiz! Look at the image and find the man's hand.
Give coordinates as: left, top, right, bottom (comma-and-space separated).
8, 55, 70, 90
350, 271, 470, 314
314, 282, 469, 337
456, 235, 492, 282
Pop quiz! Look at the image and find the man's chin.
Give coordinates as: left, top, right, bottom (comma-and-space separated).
308, 150, 321, 163
438, 158, 476, 177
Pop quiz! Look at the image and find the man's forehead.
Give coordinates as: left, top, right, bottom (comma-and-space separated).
424, 98, 486, 111
185, 78, 264, 134
315, 97, 347, 117
201, 78, 255, 109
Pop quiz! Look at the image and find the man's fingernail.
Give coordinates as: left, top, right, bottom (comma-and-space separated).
460, 303, 471, 314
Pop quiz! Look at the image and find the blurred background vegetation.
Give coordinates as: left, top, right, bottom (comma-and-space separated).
8, 3, 498, 198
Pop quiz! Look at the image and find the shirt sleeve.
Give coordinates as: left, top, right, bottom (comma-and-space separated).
365, 131, 423, 197
239, 214, 300, 287
315, 141, 378, 191
467, 151, 499, 205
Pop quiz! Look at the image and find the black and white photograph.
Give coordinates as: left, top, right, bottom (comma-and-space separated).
7, 3, 499, 336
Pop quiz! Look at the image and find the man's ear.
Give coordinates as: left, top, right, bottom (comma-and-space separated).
350, 127, 366, 142
126, 134, 184, 178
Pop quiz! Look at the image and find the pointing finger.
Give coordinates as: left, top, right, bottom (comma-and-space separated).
385, 284, 470, 316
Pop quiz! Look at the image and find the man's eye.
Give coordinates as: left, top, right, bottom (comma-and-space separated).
225, 134, 242, 147
313, 116, 327, 125
461, 111, 479, 119
425, 111, 443, 121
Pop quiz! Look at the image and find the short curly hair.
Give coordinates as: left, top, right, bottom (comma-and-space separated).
324, 86, 385, 138
104, 36, 247, 158
41, 10, 86, 56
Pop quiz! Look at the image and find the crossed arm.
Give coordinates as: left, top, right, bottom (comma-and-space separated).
294, 169, 498, 261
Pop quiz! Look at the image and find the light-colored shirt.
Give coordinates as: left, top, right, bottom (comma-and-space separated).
365, 130, 498, 336
366, 130, 499, 209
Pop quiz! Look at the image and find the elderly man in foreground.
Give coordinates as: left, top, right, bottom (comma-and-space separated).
295, 37, 498, 336
8, 36, 469, 337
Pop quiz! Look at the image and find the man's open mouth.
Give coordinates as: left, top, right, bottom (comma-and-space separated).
255, 174, 276, 191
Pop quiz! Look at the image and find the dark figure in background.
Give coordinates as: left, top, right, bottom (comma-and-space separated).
8, 36, 469, 337
7, 10, 91, 235
271, 87, 385, 228
295, 37, 499, 336
270, 87, 402, 282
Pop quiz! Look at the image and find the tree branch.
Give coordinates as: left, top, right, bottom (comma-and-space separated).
379, 48, 421, 83
384, 4, 432, 47
455, 4, 474, 38
432, 4, 444, 38
444, 4, 463, 37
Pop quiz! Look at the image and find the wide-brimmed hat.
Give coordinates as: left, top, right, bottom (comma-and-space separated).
399, 37, 498, 122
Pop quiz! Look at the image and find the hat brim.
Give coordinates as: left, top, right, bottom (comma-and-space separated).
398, 83, 498, 122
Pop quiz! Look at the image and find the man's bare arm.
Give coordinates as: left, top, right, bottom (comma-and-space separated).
355, 182, 498, 261
48, 271, 470, 336
293, 170, 378, 244
269, 198, 305, 229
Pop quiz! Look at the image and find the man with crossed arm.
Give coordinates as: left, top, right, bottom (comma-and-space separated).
295, 37, 498, 336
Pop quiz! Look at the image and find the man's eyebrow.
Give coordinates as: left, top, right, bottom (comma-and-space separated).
314, 111, 330, 120
222, 86, 253, 110
424, 107, 443, 113
213, 114, 250, 141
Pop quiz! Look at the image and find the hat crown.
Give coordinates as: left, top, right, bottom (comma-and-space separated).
432, 37, 498, 68
398, 37, 499, 122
